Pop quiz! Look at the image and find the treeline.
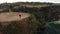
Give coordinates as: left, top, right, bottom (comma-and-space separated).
0, 2, 55, 9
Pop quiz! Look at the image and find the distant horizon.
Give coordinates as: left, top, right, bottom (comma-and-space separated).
0, 0, 60, 4
0, 2, 60, 4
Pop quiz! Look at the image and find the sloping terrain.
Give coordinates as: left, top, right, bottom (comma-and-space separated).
0, 2, 60, 34
0, 12, 35, 34
0, 12, 30, 22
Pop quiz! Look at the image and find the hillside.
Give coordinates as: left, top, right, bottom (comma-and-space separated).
0, 2, 60, 34
0, 12, 39, 34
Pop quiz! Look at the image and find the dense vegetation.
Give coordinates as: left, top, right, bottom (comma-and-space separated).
12, 6, 60, 34
0, 2, 60, 34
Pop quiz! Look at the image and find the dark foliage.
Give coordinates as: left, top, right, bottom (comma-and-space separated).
0, 2, 60, 34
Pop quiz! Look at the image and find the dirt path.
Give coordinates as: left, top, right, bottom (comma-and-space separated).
0, 12, 31, 22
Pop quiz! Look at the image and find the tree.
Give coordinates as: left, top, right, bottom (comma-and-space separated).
8, 5, 13, 12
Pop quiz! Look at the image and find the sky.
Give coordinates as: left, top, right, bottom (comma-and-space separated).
0, 0, 60, 4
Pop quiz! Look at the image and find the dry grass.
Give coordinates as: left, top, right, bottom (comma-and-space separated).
0, 12, 30, 22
